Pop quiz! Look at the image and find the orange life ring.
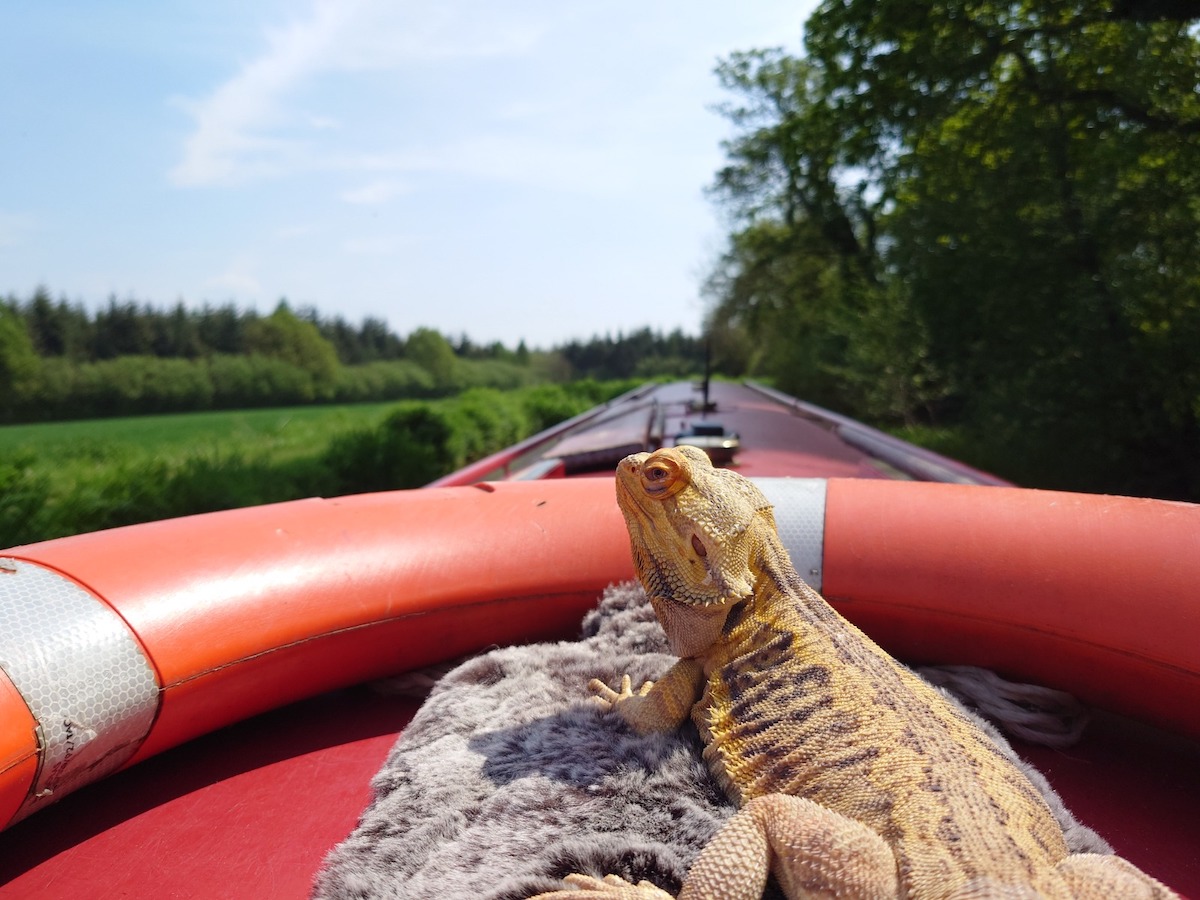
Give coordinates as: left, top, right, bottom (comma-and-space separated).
1, 478, 1197, 831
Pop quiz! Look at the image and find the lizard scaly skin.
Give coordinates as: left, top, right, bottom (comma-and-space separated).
533, 446, 1178, 900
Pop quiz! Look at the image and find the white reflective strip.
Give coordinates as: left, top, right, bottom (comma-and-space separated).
753, 479, 827, 591
0, 558, 160, 821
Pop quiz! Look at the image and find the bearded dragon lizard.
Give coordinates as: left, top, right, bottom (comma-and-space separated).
533, 446, 1177, 900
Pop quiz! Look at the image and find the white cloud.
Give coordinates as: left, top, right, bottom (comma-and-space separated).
275, 223, 320, 240
170, 0, 358, 186
486, 99, 561, 123
169, 0, 544, 188
339, 179, 409, 205
327, 4, 543, 68
342, 234, 413, 255
0, 212, 35, 249
331, 131, 646, 197
205, 258, 263, 295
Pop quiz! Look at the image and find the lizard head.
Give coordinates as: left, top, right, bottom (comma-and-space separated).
616, 444, 774, 620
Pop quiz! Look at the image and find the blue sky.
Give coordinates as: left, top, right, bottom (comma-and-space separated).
2, 2, 816, 348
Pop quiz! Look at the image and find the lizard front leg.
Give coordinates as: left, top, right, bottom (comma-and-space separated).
527, 660, 707, 900
589, 658, 704, 735
530, 873, 674, 899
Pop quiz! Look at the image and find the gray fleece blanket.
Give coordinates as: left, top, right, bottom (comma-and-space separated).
312, 583, 1108, 900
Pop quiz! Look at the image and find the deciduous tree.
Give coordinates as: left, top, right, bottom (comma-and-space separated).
707, 1, 1200, 496
244, 301, 340, 398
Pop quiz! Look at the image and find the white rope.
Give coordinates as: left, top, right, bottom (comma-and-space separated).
918, 664, 1090, 748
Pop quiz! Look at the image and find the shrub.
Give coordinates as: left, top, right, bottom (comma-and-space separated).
244, 304, 340, 398
0, 452, 51, 546
323, 402, 458, 494
518, 384, 587, 433
208, 354, 317, 407
445, 389, 532, 464
2, 379, 648, 545
332, 361, 435, 403
0, 306, 40, 418
456, 358, 534, 391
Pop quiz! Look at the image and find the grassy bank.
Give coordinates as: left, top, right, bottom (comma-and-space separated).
0, 381, 637, 547
0, 403, 397, 470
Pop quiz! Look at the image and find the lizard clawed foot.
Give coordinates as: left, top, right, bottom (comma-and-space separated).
530, 872, 675, 899
587, 674, 653, 711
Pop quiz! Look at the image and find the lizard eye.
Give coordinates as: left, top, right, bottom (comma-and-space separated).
641, 454, 686, 497
691, 534, 707, 557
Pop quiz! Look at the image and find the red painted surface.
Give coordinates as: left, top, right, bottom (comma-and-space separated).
1019, 713, 1200, 898
660, 381, 893, 480
0, 673, 37, 830
0, 691, 420, 899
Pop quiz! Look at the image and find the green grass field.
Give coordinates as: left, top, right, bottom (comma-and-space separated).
0, 382, 635, 547
0, 402, 402, 547
0, 402, 398, 470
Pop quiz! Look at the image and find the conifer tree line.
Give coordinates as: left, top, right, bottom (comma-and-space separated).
0, 287, 708, 422
1, 287, 709, 373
